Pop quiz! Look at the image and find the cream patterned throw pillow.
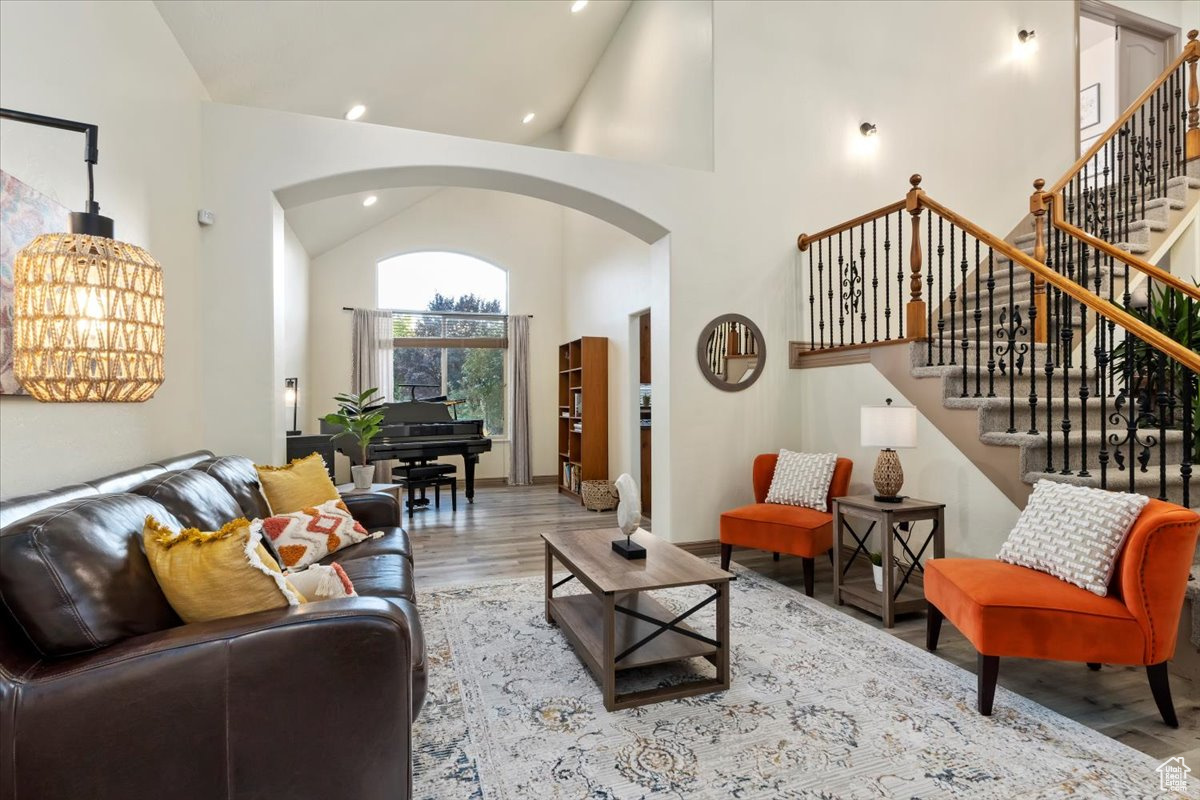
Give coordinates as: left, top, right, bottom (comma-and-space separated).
997, 480, 1149, 596
764, 450, 838, 511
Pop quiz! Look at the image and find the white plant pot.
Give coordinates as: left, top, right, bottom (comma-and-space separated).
872, 563, 884, 592
351, 465, 374, 490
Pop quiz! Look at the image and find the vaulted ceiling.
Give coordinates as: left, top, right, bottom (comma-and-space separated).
155, 0, 630, 143
156, 0, 630, 256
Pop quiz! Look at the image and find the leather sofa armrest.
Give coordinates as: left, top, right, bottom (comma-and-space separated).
342, 491, 401, 529
4, 598, 413, 800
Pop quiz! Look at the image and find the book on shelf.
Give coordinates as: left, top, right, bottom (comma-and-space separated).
573, 394, 582, 417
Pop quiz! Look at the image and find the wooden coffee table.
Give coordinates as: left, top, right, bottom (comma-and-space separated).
542, 528, 734, 711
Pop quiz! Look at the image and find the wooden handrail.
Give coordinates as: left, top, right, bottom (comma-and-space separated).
919, 194, 1200, 374
1039, 187, 1200, 301
797, 200, 905, 251
1048, 30, 1198, 196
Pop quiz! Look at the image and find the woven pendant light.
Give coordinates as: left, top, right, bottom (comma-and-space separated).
2, 107, 165, 403
12, 233, 164, 402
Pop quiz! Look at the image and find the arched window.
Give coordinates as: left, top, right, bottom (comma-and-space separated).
377, 253, 509, 436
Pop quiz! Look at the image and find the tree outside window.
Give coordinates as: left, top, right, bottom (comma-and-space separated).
380, 254, 508, 437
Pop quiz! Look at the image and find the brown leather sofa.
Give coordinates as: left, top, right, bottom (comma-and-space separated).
0, 451, 424, 800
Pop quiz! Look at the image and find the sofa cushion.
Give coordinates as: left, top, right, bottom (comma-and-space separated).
720, 503, 834, 558
190, 456, 272, 519
320, 527, 412, 563
925, 558, 1145, 664
0, 494, 182, 656
334, 554, 416, 603
131, 470, 244, 532
0, 483, 99, 530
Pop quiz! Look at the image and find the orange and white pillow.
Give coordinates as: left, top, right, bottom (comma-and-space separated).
289, 562, 356, 600
260, 498, 379, 570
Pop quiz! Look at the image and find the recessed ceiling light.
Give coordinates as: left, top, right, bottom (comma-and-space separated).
571, 0, 588, 12
362, 195, 377, 207
522, 112, 536, 124
344, 104, 366, 121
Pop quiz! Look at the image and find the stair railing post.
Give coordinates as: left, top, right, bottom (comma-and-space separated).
905, 174, 926, 340
1187, 30, 1199, 161
1029, 178, 1049, 344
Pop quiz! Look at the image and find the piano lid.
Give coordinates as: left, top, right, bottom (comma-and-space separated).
319, 400, 481, 434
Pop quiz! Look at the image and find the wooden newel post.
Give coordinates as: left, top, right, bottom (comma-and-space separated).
905, 174, 926, 340
1029, 178, 1048, 344
1187, 30, 1199, 162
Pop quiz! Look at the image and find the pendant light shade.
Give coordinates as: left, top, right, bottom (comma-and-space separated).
12, 232, 164, 402
2, 107, 165, 403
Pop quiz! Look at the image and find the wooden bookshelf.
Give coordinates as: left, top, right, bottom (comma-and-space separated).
558, 336, 608, 503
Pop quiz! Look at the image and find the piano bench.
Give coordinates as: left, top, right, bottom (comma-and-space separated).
392, 463, 456, 482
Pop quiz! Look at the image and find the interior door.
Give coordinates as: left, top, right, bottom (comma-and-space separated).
1116, 25, 1169, 110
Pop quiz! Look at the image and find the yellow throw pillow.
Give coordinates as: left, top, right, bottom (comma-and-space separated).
143, 516, 306, 624
255, 452, 340, 515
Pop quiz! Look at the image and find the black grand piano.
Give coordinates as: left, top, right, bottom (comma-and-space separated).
285, 400, 493, 502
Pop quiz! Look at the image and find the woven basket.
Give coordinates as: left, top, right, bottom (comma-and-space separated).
581, 480, 618, 512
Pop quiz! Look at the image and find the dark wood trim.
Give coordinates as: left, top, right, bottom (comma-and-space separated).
927, 604, 943, 651
1147, 661, 1179, 727
790, 338, 917, 369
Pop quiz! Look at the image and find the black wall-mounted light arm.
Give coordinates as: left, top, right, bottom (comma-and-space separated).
0, 107, 114, 238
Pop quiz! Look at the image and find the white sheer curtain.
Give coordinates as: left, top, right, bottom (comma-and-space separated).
351, 309, 395, 482
507, 315, 532, 486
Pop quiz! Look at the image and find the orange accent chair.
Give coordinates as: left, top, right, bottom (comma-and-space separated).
925, 498, 1200, 726
719, 454, 853, 596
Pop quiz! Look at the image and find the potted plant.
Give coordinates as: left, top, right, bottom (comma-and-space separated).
322, 388, 386, 489
869, 551, 886, 591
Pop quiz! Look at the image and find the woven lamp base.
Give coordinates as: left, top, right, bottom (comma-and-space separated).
873, 448, 905, 502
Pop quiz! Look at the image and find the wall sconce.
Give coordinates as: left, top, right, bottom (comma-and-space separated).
285, 377, 300, 436
859, 122, 878, 137
1017, 29, 1038, 54
1, 107, 165, 403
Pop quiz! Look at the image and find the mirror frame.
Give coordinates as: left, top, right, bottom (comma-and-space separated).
697, 313, 765, 392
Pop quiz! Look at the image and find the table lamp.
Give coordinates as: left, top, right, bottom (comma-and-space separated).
860, 399, 917, 503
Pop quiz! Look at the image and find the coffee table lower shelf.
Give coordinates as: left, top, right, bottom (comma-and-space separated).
548, 592, 725, 710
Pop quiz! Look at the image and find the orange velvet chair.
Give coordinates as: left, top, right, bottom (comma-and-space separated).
925, 498, 1200, 726
719, 454, 853, 596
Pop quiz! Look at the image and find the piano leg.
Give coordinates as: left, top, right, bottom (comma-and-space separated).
465, 455, 478, 503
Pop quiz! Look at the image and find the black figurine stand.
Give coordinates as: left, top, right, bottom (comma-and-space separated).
874, 494, 905, 504
612, 535, 647, 560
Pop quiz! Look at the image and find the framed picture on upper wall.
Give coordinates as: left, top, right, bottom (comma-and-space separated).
1080, 82, 1101, 130
0, 169, 70, 396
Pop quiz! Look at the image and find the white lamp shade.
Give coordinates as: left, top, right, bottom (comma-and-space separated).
861, 404, 917, 448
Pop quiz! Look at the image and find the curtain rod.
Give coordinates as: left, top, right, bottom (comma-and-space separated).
342, 306, 531, 317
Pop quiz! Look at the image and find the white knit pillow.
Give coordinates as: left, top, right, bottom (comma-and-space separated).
997, 480, 1149, 596
764, 450, 837, 511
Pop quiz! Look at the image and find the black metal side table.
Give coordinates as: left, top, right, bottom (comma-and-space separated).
832, 495, 945, 628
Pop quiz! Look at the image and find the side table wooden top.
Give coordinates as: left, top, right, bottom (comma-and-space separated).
834, 495, 945, 512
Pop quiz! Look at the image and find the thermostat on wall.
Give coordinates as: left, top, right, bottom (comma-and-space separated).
197, 209, 216, 226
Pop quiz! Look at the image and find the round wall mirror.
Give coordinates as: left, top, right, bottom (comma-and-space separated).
697, 314, 765, 391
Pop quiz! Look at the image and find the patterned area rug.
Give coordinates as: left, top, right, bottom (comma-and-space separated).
413, 566, 1166, 799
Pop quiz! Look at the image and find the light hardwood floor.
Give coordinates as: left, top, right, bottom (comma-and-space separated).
407, 483, 1199, 762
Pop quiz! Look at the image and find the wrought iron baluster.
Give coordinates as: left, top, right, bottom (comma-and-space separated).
996, 249, 1027, 434
847, 228, 855, 345
1183, 297, 1194, 508
973, 237, 982, 398
1077, 238, 1091, 478
949, 223, 958, 367
865, 225, 874, 342
1060, 227, 1074, 475
937, 216, 945, 365
817, 239, 826, 348
927, 209, 934, 364
883, 216, 891, 340
960, 230, 970, 383
837, 233, 845, 347
1157, 349, 1168, 500
1096, 277, 1109, 489
896, 209, 904, 339
1159, 85, 1169, 200
986, 246, 996, 397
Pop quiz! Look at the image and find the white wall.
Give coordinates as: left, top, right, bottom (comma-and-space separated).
1079, 18, 1117, 151
562, 0, 713, 171
282, 220, 310, 435
0, 0, 207, 496
305, 188, 566, 481
561, 209, 652, 482
199, 0, 1079, 551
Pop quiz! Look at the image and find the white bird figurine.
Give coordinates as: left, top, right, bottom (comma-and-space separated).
614, 473, 641, 537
